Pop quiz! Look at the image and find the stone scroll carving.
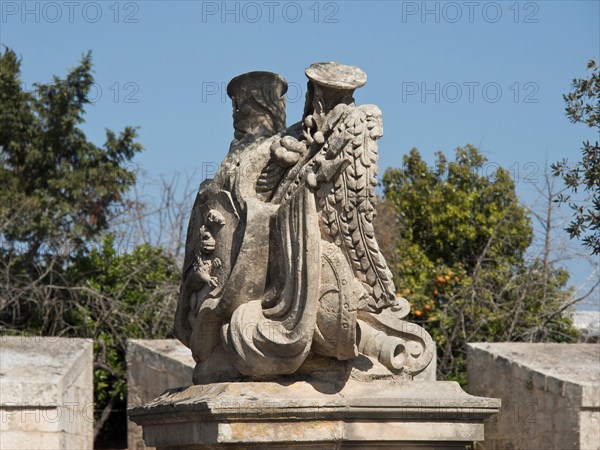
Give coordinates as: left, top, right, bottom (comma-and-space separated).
174, 63, 434, 383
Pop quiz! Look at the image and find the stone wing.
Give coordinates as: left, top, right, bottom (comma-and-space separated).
320, 105, 396, 312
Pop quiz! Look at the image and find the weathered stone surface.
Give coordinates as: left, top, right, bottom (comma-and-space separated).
127, 337, 437, 448
130, 63, 499, 449
127, 339, 195, 450
174, 61, 436, 384
467, 342, 600, 450
129, 378, 500, 449
0, 336, 93, 450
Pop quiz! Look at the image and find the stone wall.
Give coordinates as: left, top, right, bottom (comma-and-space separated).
467, 343, 600, 450
126, 339, 195, 450
0, 336, 93, 450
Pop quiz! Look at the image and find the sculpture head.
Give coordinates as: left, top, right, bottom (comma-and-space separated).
198, 226, 215, 254
227, 71, 288, 141
304, 62, 367, 117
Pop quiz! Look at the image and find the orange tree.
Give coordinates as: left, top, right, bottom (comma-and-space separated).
380, 146, 578, 384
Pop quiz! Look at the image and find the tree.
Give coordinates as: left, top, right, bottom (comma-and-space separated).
0, 48, 181, 446
0, 47, 141, 260
552, 59, 600, 255
68, 235, 179, 443
380, 146, 578, 384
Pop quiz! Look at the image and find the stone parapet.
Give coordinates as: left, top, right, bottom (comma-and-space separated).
468, 342, 600, 450
127, 339, 195, 450
0, 336, 93, 450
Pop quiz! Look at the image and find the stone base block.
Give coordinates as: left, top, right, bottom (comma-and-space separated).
126, 339, 438, 449
129, 379, 499, 449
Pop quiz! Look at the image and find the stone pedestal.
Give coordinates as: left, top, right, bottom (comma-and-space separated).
129, 378, 500, 449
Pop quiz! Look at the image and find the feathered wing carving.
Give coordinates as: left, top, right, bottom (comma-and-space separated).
320, 105, 396, 312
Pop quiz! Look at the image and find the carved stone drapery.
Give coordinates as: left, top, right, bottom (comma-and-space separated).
174, 62, 435, 383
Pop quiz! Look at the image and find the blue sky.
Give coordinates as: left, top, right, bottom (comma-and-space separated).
2, 0, 599, 307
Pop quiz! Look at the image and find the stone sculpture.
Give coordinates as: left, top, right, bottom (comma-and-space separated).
131, 64, 500, 449
174, 62, 435, 384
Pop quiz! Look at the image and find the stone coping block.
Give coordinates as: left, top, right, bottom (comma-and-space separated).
467, 342, 600, 450
127, 339, 195, 450
0, 336, 93, 450
127, 339, 196, 378
129, 380, 500, 449
468, 343, 600, 406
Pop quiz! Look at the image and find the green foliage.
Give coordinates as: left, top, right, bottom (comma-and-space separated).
0, 48, 179, 445
0, 47, 142, 258
552, 59, 600, 255
68, 235, 179, 441
382, 146, 578, 384
384, 145, 532, 276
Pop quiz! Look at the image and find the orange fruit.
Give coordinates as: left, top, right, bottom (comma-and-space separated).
424, 304, 431, 311
415, 310, 423, 317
